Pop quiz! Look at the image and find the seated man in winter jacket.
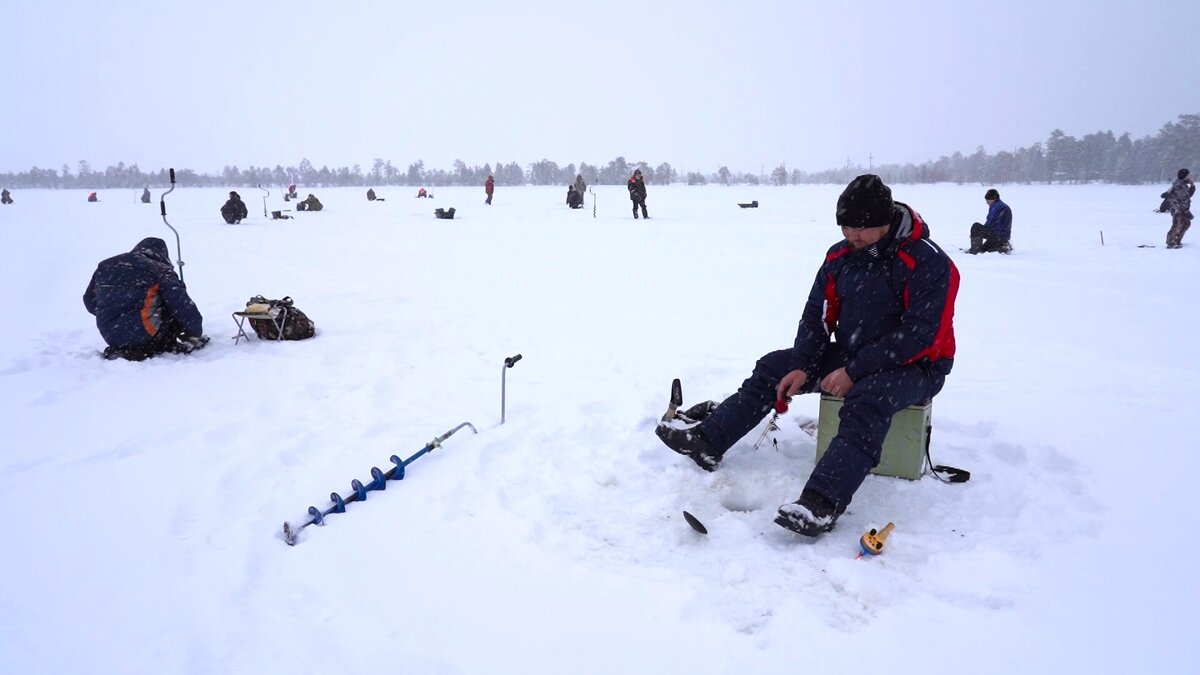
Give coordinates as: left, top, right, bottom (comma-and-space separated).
968, 188, 1012, 254
654, 175, 958, 538
566, 184, 584, 208
83, 237, 206, 361
297, 193, 323, 211
220, 191, 249, 224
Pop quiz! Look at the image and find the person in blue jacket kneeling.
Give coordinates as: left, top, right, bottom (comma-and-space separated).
968, 188, 1013, 254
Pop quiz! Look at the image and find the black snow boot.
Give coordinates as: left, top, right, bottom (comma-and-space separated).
655, 422, 723, 471
774, 489, 843, 537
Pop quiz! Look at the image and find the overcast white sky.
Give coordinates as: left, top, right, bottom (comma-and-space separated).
2, 0, 1195, 176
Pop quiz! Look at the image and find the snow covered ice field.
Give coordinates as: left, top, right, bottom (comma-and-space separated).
1, 182, 1196, 673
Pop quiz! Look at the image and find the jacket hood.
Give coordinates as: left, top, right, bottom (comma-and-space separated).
132, 237, 171, 265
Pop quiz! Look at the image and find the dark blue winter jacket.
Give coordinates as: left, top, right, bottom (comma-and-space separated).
83, 237, 203, 348
792, 203, 959, 382
981, 198, 1012, 240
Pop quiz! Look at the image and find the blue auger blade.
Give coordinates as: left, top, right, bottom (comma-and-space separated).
389, 455, 406, 480
284, 421, 477, 546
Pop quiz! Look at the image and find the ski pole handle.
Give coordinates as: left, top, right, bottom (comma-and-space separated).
504, 354, 523, 368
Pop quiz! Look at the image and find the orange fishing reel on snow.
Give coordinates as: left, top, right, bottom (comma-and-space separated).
858, 522, 896, 558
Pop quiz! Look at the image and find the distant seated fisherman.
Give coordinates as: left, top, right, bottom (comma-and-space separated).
220, 191, 248, 224
968, 188, 1012, 254
83, 237, 206, 361
297, 193, 323, 211
141, 187, 152, 203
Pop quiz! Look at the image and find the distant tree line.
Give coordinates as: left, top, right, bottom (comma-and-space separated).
2, 113, 1196, 189
780, 113, 1200, 187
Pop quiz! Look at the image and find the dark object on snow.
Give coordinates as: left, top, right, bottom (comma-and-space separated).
367, 188, 384, 201
83, 237, 205, 358
738, 200, 759, 208
434, 207, 457, 220
1, 189, 12, 204
271, 210, 292, 220
220, 191, 249, 224
244, 295, 315, 341
682, 511, 708, 535
140, 188, 151, 203
87, 192, 99, 202
104, 336, 208, 361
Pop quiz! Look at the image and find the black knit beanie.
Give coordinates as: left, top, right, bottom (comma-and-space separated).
1180, 168, 1190, 180
985, 188, 1000, 200
836, 174, 894, 228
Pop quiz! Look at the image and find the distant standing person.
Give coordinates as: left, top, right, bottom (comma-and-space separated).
628, 168, 648, 219
967, 188, 1012, 254
141, 187, 151, 203
1, 188, 12, 204
573, 174, 587, 200
220, 191, 248, 224
1158, 169, 1194, 249
485, 175, 495, 205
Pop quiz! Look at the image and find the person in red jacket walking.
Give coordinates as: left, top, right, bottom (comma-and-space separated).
485, 175, 495, 205
627, 169, 648, 218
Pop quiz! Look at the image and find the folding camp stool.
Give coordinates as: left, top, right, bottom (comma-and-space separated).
232, 303, 289, 345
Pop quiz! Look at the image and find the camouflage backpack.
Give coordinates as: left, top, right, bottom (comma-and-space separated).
246, 295, 316, 341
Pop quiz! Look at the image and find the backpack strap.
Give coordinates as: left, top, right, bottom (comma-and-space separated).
924, 431, 970, 483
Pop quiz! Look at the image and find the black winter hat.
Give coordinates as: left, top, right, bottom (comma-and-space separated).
1180, 168, 1190, 180
836, 174, 894, 228
985, 188, 1000, 201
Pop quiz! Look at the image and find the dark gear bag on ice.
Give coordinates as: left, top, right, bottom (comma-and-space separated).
245, 295, 315, 340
